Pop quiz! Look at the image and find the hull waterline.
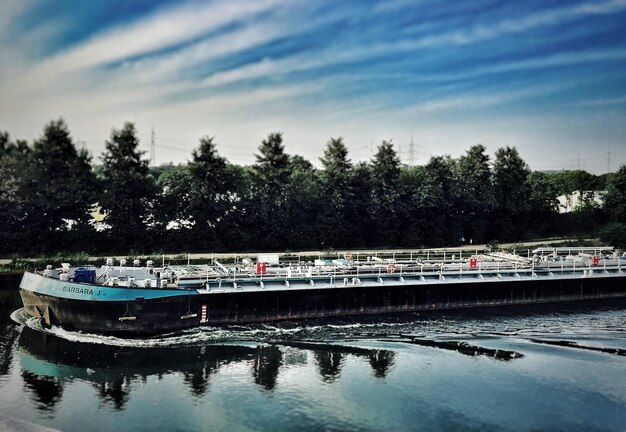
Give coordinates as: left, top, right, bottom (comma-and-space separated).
18, 269, 626, 337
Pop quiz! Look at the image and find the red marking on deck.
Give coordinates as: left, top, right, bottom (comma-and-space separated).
201, 305, 207, 323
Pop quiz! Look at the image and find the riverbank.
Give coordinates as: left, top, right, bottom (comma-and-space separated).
0, 272, 22, 284
0, 237, 597, 265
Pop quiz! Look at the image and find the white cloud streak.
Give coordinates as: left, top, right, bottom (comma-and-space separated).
189, 0, 626, 93
1, 0, 625, 172
578, 95, 626, 106
5, 0, 283, 92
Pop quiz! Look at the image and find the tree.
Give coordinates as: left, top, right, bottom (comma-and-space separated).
551, 170, 600, 195
604, 164, 626, 223
318, 138, 352, 247
455, 145, 494, 243
254, 132, 290, 186
371, 140, 400, 190
156, 164, 193, 250
527, 171, 560, 237
285, 155, 320, 249
599, 222, 626, 248
251, 132, 291, 249
347, 162, 373, 247
220, 164, 256, 250
369, 141, 401, 245
186, 136, 235, 249
491, 146, 531, 240
398, 166, 434, 246
99, 123, 157, 249
23, 120, 97, 251
0, 133, 32, 252
422, 155, 460, 245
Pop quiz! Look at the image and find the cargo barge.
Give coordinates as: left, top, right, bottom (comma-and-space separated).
18, 249, 626, 337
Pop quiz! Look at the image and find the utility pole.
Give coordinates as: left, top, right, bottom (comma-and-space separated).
150, 126, 155, 166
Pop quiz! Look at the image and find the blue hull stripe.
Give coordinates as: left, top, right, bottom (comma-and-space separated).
19, 272, 198, 302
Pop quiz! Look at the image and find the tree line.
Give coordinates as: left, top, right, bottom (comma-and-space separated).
1, 119, 625, 255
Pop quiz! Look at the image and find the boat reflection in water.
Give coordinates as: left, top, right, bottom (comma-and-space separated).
16, 326, 397, 412
6, 291, 626, 432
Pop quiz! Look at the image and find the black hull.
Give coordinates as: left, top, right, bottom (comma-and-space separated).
19, 275, 626, 337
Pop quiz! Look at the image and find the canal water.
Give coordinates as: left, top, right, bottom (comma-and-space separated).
1, 286, 625, 431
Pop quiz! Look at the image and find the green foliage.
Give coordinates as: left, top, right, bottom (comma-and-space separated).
2, 120, 622, 255
185, 136, 236, 249
549, 169, 602, 195
250, 132, 292, 249
286, 155, 320, 249
99, 123, 157, 248
598, 223, 626, 249
0, 132, 31, 252
3, 252, 94, 272
29, 120, 98, 227
369, 141, 402, 245
318, 138, 352, 247
491, 146, 531, 240
371, 140, 400, 190
1, 120, 98, 253
455, 145, 495, 243
603, 165, 626, 223
486, 240, 501, 252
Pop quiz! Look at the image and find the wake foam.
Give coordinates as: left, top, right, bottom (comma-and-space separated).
9, 307, 624, 347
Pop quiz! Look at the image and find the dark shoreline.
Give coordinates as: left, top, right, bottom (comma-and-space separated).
0, 272, 22, 285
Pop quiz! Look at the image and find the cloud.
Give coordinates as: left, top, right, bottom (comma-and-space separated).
398, 0, 626, 50
5, 0, 282, 92
578, 95, 626, 106
188, 0, 626, 94
0, 0, 624, 173
397, 81, 580, 116
0, 0, 33, 34
110, 21, 291, 86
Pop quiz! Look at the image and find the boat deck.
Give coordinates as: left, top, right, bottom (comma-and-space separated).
35, 248, 626, 296
197, 265, 625, 294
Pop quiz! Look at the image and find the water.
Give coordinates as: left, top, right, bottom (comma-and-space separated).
1, 286, 626, 431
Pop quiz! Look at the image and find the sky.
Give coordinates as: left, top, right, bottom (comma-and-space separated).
0, 0, 625, 173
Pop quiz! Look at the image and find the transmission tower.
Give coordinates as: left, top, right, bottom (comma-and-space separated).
150, 126, 155, 166
409, 136, 415, 165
